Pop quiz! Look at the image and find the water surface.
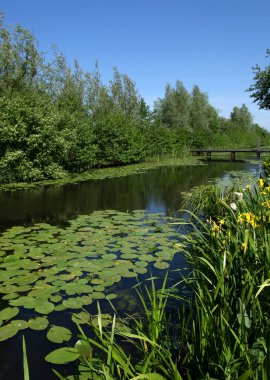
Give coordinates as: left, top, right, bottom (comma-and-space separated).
0, 160, 261, 380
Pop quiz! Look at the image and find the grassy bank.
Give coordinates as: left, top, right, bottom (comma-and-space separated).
0, 155, 202, 191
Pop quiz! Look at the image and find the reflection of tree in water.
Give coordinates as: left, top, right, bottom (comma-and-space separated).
0, 161, 256, 231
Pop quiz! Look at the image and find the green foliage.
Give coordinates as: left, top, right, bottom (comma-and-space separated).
181, 183, 223, 215
248, 49, 270, 110
93, 111, 145, 166
178, 178, 270, 378
0, 15, 270, 184
49, 278, 182, 380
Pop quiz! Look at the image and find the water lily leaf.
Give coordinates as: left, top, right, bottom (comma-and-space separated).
71, 312, 90, 324
47, 326, 72, 343
105, 293, 117, 300
54, 304, 67, 312
28, 317, 48, 331
2, 293, 19, 301
45, 347, 80, 364
62, 298, 82, 310
92, 314, 112, 328
9, 296, 36, 309
135, 261, 148, 268
154, 261, 170, 270
134, 267, 148, 274
50, 295, 62, 303
102, 253, 117, 260
93, 285, 105, 292
0, 307, 19, 321
91, 292, 106, 300
10, 319, 28, 330
35, 301, 54, 315
74, 339, 91, 357
121, 271, 136, 278
0, 285, 18, 294
0, 323, 19, 341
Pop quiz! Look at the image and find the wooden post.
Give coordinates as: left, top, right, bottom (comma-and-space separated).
231, 151, 236, 161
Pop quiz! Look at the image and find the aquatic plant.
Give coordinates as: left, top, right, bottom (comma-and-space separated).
0, 210, 180, 342
177, 178, 270, 378
46, 276, 183, 380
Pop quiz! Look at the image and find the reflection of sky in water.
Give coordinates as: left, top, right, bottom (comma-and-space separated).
146, 199, 167, 214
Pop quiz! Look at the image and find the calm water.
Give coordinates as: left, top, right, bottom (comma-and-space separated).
0, 160, 261, 380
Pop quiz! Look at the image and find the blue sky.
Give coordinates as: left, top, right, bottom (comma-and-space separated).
1, 0, 270, 129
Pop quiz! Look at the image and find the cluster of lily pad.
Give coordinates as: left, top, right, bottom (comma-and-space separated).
0, 210, 180, 342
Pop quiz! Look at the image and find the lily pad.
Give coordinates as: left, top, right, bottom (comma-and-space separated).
0, 307, 19, 321
154, 261, 170, 270
105, 293, 117, 300
47, 326, 72, 343
75, 339, 91, 357
28, 317, 48, 331
71, 312, 90, 325
35, 301, 54, 315
10, 319, 28, 330
45, 347, 80, 364
0, 323, 19, 341
50, 295, 62, 303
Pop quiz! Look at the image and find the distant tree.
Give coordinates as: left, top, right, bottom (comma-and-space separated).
248, 49, 270, 110
0, 14, 42, 92
189, 85, 210, 131
230, 104, 253, 130
154, 81, 190, 129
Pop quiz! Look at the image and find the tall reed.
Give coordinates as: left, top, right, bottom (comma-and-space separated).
178, 179, 270, 378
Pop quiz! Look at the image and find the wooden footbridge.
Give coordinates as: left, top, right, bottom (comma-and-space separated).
191, 148, 270, 161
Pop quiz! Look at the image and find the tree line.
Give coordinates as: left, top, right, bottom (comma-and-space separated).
0, 14, 269, 183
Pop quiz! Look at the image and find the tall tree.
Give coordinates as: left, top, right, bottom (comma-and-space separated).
189, 85, 210, 131
154, 81, 190, 129
0, 14, 41, 92
230, 104, 253, 130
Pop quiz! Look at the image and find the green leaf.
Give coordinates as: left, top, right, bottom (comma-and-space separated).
11, 319, 28, 330
45, 347, 80, 364
28, 317, 48, 331
0, 307, 20, 320
71, 312, 90, 324
0, 323, 19, 341
47, 326, 72, 343
74, 339, 91, 358
35, 301, 54, 314
22, 336, 30, 380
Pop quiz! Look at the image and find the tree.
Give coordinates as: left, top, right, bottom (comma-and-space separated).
154, 81, 190, 129
189, 85, 210, 131
248, 49, 270, 110
0, 14, 42, 92
230, 104, 253, 130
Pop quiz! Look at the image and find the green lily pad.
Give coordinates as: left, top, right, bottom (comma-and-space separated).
45, 347, 80, 364
0, 307, 19, 321
75, 339, 91, 357
92, 314, 112, 328
28, 317, 48, 331
47, 326, 72, 343
10, 319, 28, 330
50, 295, 62, 303
105, 293, 117, 300
71, 312, 90, 325
0, 323, 19, 341
35, 301, 54, 315
62, 298, 82, 310
154, 261, 170, 270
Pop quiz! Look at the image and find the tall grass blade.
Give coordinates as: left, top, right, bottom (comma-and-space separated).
22, 335, 30, 380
